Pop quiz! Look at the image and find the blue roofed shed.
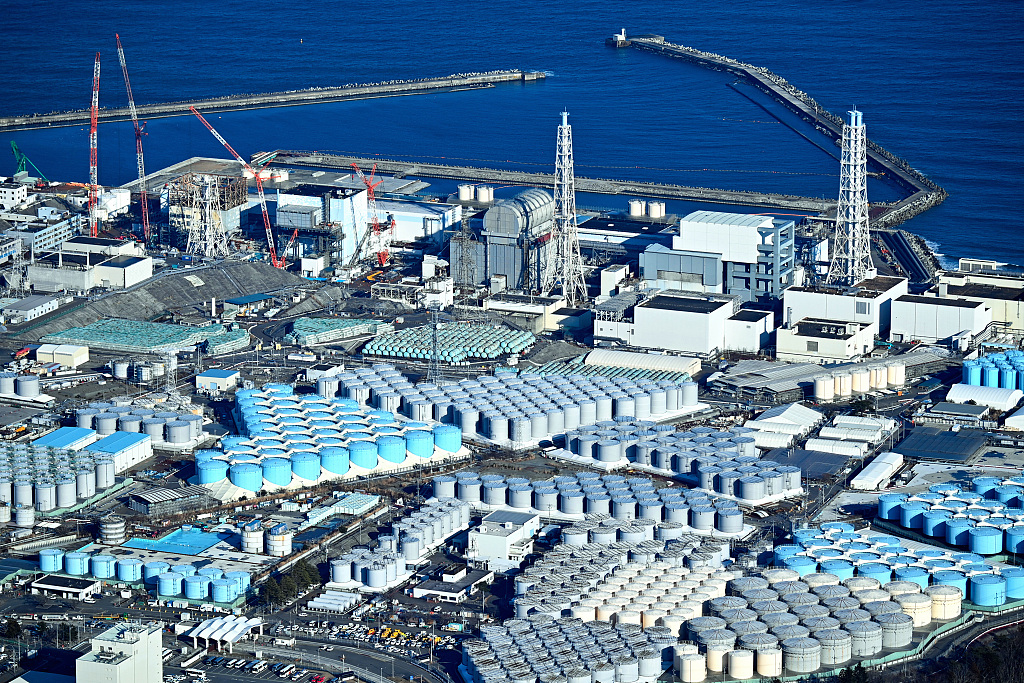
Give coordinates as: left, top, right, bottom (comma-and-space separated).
84, 432, 153, 472
195, 369, 240, 392
33, 426, 97, 451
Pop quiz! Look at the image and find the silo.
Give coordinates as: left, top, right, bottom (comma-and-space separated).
681, 382, 698, 407
875, 612, 913, 648
816, 629, 852, 666
781, 637, 821, 674
969, 574, 1007, 606
93, 413, 118, 435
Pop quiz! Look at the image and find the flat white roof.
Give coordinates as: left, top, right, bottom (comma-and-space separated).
680, 210, 773, 228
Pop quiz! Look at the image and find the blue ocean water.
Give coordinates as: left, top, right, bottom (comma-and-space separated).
2, 1, 1021, 263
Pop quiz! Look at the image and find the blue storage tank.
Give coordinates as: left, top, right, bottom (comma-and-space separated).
197, 566, 223, 581
194, 449, 220, 463
923, 510, 952, 537
968, 526, 1004, 555
894, 566, 929, 590
962, 361, 981, 386
229, 463, 262, 491
90, 555, 116, 579
970, 574, 1007, 606
1006, 526, 1024, 553
143, 561, 170, 584
1001, 367, 1018, 390
857, 563, 893, 584
820, 560, 855, 582
994, 485, 1024, 505
224, 571, 250, 594
774, 544, 803, 566
260, 458, 292, 486
973, 476, 1003, 497
171, 564, 196, 577
933, 570, 969, 594
1001, 567, 1024, 599
877, 494, 907, 521
39, 548, 63, 573
211, 578, 237, 603
376, 436, 406, 464
184, 575, 211, 600
117, 558, 144, 582
349, 441, 377, 469
983, 365, 1000, 387
64, 552, 89, 576
900, 501, 929, 529
404, 431, 433, 459
783, 556, 817, 577
946, 518, 976, 546
158, 572, 185, 596
292, 453, 323, 482
197, 459, 229, 484
320, 447, 350, 475
432, 425, 462, 453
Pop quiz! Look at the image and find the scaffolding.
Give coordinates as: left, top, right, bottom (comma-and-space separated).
166, 172, 247, 258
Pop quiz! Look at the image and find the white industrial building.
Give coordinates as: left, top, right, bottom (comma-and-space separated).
783, 275, 908, 335
776, 318, 877, 364
594, 292, 739, 356
850, 451, 904, 490
26, 251, 153, 293
890, 294, 991, 345
35, 343, 88, 368
4, 213, 81, 254
181, 616, 263, 653
63, 235, 146, 258
195, 368, 240, 392
1003, 405, 1024, 430
724, 309, 774, 353
744, 403, 824, 449
376, 199, 462, 245
466, 509, 541, 572
945, 383, 1024, 412
84, 431, 154, 472
77, 622, 163, 683
2, 294, 59, 323
0, 182, 28, 210
935, 269, 1024, 330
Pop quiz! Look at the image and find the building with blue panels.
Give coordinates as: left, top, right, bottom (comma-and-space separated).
84, 431, 153, 472
195, 368, 240, 393
34, 426, 98, 451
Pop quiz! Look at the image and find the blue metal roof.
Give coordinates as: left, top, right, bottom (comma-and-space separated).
33, 426, 95, 449
225, 294, 273, 305
85, 431, 151, 454
196, 369, 240, 379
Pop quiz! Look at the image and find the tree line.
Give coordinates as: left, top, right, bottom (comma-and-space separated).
259, 559, 321, 605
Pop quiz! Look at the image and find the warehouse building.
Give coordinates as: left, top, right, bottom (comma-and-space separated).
83, 431, 153, 472
776, 318, 877, 364
466, 510, 541, 572
25, 251, 153, 293
890, 294, 991, 346
31, 575, 102, 602
783, 275, 908, 334
195, 368, 240, 393
2, 294, 59, 323
945, 383, 1023, 411
35, 343, 89, 368
128, 485, 218, 516
593, 291, 739, 356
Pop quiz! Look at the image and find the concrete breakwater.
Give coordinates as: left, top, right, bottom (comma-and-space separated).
270, 150, 835, 212
625, 35, 947, 228
0, 70, 545, 133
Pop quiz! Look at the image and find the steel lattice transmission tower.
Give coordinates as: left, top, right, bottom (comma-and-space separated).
827, 109, 871, 286
542, 111, 587, 306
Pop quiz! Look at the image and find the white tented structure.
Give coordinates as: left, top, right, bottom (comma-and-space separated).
945, 383, 1024, 411
181, 615, 263, 653
850, 451, 904, 490
583, 349, 701, 377
745, 403, 824, 438
1004, 405, 1024, 430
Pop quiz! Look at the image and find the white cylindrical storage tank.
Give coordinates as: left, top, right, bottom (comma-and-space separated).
781, 637, 821, 674
99, 515, 126, 545
924, 585, 962, 620
476, 186, 494, 203
681, 382, 698, 407
14, 504, 34, 528
648, 201, 667, 219
94, 460, 115, 489
835, 373, 853, 397
895, 593, 932, 627
458, 184, 474, 201
677, 653, 706, 683
813, 376, 834, 402
725, 650, 753, 680
756, 649, 783, 678
628, 199, 647, 217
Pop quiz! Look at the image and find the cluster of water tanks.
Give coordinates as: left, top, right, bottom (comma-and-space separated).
110, 358, 174, 384
458, 184, 494, 203
329, 498, 470, 589
238, 519, 293, 557
0, 372, 42, 398
364, 324, 535, 363
812, 361, 907, 401
773, 523, 1024, 607
38, 548, 249, 603
201, 383, 462, 493
877, 477, 1024, 557
434, 471, 748, 536
0, 442, 115, 514
962, 351, 1024, 390
77, 403, 203, 445
513, 539, 738, 625
463, 617, 668, 683
627, 198, 666, 219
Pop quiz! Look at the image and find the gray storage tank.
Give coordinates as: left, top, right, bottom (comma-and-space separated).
875, 612, 913, 649
781, 637, 821, 674
845, 620, 883, 657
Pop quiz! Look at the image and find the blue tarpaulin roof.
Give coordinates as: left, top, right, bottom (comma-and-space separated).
33, 426, 95, 449
85, 431, 151, 454
196, 369, 240, 379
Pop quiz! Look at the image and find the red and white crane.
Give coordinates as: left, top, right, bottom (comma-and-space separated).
350, 162, 393, 267
88, 52, 101, 238
189, 106, 285, 268
116, 34, 149, 242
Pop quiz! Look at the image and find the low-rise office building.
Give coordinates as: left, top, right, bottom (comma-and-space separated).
890, 294, 991, 345
776, 318, 877, 364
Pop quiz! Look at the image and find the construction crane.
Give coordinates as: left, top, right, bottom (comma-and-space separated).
9, 142, 48, 184
116, 34, 150, 242
189, 106, 285, 268
88, 52, 101, 238
350, 163, 393, 268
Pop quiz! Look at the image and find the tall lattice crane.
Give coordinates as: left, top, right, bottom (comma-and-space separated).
88, 53, 101, 238
189, 106, 285, 268
116, 34, 150, 242
350, 163, 393, 267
